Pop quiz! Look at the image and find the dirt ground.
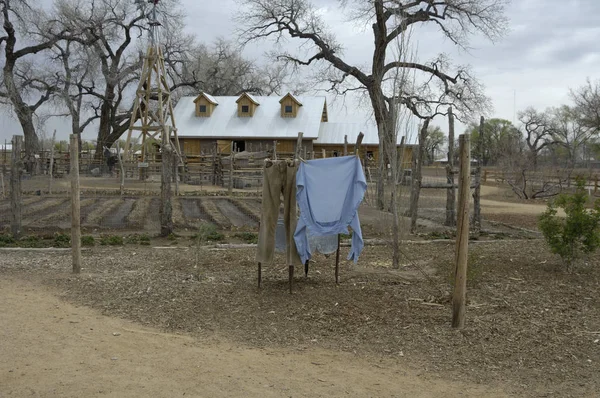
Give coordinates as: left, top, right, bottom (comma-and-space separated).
0, 274, 507, 398
1, 239, 600, 397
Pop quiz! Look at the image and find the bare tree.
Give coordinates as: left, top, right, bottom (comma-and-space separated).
52, 40, 101, 150
423, 125, 446, 164
517, 107, 556, 169
178, 39, 294, 98
238, 0, 505, 209
0, 0, 91, 157
570, 78, 600, 133
550, 105, 594, 168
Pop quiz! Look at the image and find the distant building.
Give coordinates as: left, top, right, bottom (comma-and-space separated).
172, 92, 414, 165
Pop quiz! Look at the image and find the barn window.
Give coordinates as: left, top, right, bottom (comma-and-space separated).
241, 105, 249, 113
285, 105, 293, 114
233, 140, 246, 152
366, 151, 374, 160
199, 105, 207, 113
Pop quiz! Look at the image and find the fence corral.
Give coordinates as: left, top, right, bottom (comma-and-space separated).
2, 136, 581, 237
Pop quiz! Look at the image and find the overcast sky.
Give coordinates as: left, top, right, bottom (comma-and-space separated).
1, 0, 599, 144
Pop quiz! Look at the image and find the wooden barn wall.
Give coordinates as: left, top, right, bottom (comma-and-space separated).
179, 138, 314, 157
312, 144, 414, 166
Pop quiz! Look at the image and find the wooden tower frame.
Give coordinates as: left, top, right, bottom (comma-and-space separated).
124, 1, 180, 163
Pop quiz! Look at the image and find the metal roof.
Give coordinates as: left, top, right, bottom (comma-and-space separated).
315, 122, 406, 146
174, 95, 326, 139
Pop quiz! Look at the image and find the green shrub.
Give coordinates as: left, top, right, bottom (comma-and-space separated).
100, 235, 124, 246
19, 235, 42, 248
81, 236, 95, 247
53, 233, 71, 247
125, 234, 140, 244
233, 232, 258, 244
0, 234, 16, 247
192, 223, 224, 242
139, 234, 151, 246
539, 177, 600, 269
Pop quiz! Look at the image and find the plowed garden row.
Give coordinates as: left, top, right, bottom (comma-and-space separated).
0, 196, 261, 233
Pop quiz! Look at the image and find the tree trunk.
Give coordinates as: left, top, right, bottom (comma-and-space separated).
410, 119, 429, 233
3, 61, 40, 158
94, 84, 117, 160
445, 107, 456, 227
369, 90, 390, 211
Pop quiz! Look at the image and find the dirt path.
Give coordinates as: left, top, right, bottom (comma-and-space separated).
0, 276, 508, 398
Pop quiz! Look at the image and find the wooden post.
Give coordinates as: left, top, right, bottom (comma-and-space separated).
295, 132, 304, 159
228, 142, 234, 195
0, 166, 4, 199
321, 148, 326, 159
410, 120, 429, 233
273, 140, 277, 160
117, 141, 125, 196
343, 135, 348, 156
258, 262, 262, 289
473, 116, 483, 231
48, 130, 56, 195
70, 134, 81, 274
445, 107, 456, 227
289, 265, 294, 294
335, 234, 341, 284
452, 134, 471, 329
160, 129, 174, 236
595, 175, 598, 194
10, 135, 23, 238
304, 260, 309, 278
354, 132, 364, 161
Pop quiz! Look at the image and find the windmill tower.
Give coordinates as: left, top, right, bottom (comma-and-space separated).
124, 0, 180, 164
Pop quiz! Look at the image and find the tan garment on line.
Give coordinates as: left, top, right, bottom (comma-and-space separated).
256, 159, 302, 266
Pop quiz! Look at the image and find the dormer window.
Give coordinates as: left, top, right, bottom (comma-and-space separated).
194, 92, 218, 117
279, 93, 302, 118
236, 93, 260, 117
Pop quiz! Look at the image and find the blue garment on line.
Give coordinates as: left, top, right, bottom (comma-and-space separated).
294, 156, 367, 264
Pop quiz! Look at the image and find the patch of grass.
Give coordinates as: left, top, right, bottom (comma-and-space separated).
192, 223, 224, 242
233, 232, 258, 244
167, 233, 177, 241
340, 233, 352, 240
100, 235, 124, 246
81, 236, 95, 247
